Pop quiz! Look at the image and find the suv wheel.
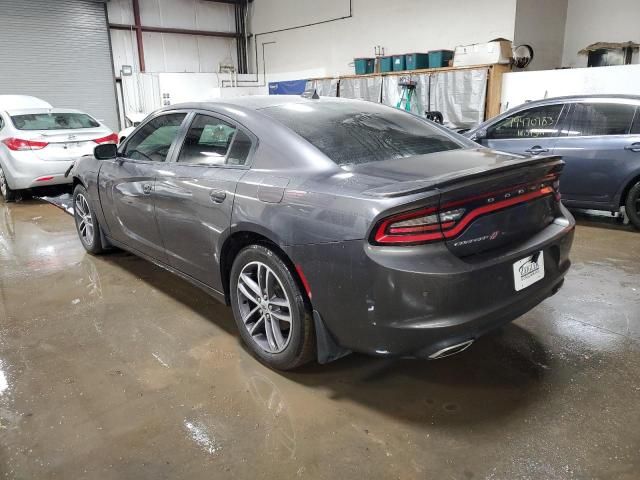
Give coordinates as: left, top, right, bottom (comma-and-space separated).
230, 245, 315, 370
625, 181, 640, 230
0, 166, 17, 202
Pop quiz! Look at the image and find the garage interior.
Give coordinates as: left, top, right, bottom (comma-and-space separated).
1, 0, 639, 479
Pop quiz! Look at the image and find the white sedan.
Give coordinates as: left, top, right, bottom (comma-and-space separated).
0, 95, 117, 202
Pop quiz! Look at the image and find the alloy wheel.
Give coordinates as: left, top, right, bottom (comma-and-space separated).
75, 193, 94, 246
236, 261, 292, 354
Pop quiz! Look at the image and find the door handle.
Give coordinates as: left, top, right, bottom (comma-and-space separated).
209, 189, 227, 203
525, 146, 549, 155
142, 183, 153, 195
624, 142, 640, 152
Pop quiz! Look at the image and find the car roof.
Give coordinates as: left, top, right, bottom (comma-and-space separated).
0, 95, 52, 111
159, 95, 369, 113
515, 94, 640, 105
5, 107, 90, 116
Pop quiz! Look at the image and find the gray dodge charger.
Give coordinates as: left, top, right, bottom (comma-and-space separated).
71, 95, 575, 370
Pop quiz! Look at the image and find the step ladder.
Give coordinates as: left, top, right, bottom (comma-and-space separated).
396, 76, 417, 112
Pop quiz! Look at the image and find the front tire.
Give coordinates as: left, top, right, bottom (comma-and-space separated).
625, 181, 640, 230
230, 245, 315, 370
0, 165, 17, 202
73, 185, 106, 254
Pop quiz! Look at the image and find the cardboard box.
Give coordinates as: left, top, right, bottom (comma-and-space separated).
453, 39, 512, 67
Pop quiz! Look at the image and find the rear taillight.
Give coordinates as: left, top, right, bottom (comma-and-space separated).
2, 137, 49, 151
93, 133, 118, 144
372, 175, 558, 246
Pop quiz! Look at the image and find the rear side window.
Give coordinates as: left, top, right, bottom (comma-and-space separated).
11, 113, 99, 130
632, 108, 640, 134
177, 114, 252, 166
226, 130, 253, 166
486, 104, 563, 140
261, 102, 462, 166
565, 103, 635, 136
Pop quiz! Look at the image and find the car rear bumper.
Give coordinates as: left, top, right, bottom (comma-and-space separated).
1, 153, 73, 190
286, 206, 575, 359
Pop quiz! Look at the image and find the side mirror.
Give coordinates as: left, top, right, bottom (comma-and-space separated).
94, 143, 118, 160
472, 129, 487, 142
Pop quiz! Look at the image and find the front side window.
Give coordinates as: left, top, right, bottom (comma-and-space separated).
564, 102, 636, 136
123, 113, 186, 162
178, 114, 253, 166
486, 104, 564, 140
11, 112, 100, 130
261, 102, 464, 166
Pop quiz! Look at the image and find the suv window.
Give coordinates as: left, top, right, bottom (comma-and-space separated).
123, 113, 186, 162
178, 114, 252, 166
486, 104, 563, 140
565, 102, 635, 136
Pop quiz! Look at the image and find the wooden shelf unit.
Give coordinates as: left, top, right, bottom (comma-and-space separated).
308, 63, 511, 121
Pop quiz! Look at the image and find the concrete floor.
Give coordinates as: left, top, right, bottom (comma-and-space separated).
0, 199, 638, 480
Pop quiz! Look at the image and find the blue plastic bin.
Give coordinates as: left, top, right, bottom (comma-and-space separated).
405, 53, 430, 70
354, 58, 375, 75
392, 54, 406, 71
428, 50, 454, 68
379, 56, 394, 73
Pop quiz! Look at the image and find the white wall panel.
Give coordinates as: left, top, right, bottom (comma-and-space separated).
514, 0, 568, 71
502, 64, 640, 111
107, 0, 237, 74
562, 0, 640, 67
142, 32, 236, 73
110, 29, 139, 74
106, 0, 135, 24
139, 0, 235, 31
249, 0, 517, 76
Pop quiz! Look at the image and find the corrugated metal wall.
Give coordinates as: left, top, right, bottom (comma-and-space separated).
0, 0, 119, 130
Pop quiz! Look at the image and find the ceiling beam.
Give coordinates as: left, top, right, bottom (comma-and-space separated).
109, 23, 241, 39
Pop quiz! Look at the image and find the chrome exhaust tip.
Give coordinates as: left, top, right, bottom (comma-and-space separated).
428, 339, 474, 360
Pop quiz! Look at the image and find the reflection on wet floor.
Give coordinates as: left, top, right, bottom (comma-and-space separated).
0, 198, 639, 479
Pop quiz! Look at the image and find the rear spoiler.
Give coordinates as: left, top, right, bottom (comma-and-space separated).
363, 155, 564, 198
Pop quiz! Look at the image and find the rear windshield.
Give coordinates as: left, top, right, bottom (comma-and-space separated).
261, 102, 464, 165
11, 113, 100, 130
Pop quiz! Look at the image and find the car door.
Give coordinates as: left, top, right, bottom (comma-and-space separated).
99, 112, 188, 260
478, 103, 567, 157
550, 101, 640, 208
153, 112, 255, 290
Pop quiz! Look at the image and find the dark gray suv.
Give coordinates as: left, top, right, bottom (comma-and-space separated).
466, 95, 640, 228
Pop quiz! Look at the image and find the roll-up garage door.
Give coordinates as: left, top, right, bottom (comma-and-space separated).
0, 0, 119, 130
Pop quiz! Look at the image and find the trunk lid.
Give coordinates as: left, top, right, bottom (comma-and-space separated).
14, 128, 111, 162
362, 149, 563, 256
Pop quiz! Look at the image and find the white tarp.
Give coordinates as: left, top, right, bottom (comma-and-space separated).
381, 74, 429, 115
429, 69, 487, 129
305, 78, 339, 97
339, 77, 382, 102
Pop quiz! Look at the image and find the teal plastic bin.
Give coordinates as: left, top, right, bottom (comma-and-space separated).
405, 53, 429, 70
354, 58, 375, 75
428, 50, 454, 68
392, 54, 406, 71
379, 56, 394, 73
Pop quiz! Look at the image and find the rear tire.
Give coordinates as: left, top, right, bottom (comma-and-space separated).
0, 166, 17, 202
625, 181, 640, 230
73, 184, 106, 254
230, 244, 315, 370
